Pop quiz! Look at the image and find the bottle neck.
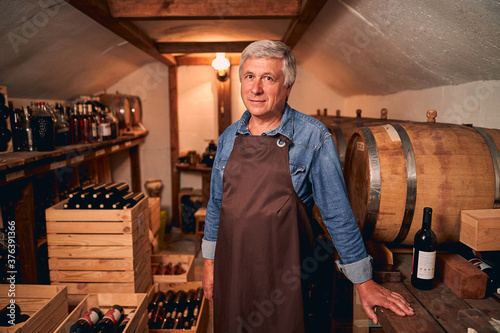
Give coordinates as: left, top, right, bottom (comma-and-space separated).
422, 208, 432, 229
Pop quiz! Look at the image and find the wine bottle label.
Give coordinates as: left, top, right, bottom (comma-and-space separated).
469, 258, 492, 271
103, 308, 121, 325
81, 310, 100, 326
100, 123, 112, 136
416, 250, 436, 279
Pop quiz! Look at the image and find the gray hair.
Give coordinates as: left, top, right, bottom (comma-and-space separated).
239, 40, 297, 88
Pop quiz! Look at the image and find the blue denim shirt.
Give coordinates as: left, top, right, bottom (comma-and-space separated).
202, 104, 372, 284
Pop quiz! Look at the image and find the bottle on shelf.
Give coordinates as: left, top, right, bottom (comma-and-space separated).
10, 108, 24, 151
54, 102, 70, 146
80, 103, 92, 144
69, 307, 102, 333
31, 101, 55, 151
411, 207, 437, 290
22, 106, 34, 151
70, 104, 81, 144
93, 304, 123, 333
114, 311, 134, 333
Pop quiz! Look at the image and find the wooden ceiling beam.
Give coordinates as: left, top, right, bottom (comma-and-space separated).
157, 42, 252, 54
282, 0, 328, 49
106, 0, 302, 19
175, 55, 241, 66
66, 0, 176, 66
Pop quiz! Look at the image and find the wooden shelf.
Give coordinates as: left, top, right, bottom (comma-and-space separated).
0, 132, 147, 187
0, 133, 147, 284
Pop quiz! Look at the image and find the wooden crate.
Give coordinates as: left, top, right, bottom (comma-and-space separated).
460, 209, 500, 251
54, 293, 148, 333
0, 284, 68, 333
45, 196, 153, 306
147, 282, 209, 333
151, 254, 195, 283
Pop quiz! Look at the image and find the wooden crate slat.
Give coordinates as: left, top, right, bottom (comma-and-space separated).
50, 270, 136, 283
47, 233, 134, 246
48, 245, 134, 258
30, 300, 68, 333
52, 281, 137, 295
46, 220, 135, 234
48, 257, 135, 271
0, 284, 65, 299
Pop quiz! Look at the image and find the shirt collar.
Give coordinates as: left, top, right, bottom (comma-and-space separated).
235, 104, 294, 142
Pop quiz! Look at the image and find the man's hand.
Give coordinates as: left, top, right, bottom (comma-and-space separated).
202, 259, 215, 303
356, 279, 414, 324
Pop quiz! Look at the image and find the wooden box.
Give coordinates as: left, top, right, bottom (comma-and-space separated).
460, 209, 500, 251
436, 254, 488, 299
54, 292, 148, 333
0, 284, 68, 333
45, 196, 153, 306
151, 254, 195, 283
147, 282, 209, 333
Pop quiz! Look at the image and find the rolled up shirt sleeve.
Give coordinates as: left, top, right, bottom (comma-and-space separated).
336, 255, 373, 284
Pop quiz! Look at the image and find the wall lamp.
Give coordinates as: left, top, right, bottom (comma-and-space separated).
211, 52, 230, 81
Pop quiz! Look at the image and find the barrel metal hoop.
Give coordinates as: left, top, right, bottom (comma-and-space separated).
328, 124, 346, 167
391, 124, 417, 244
473, 127, 500, 207
359, 127, 381, 239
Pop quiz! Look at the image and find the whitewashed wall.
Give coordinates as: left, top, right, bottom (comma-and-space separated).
107, 62, 171, 210
342, 80, 500, 129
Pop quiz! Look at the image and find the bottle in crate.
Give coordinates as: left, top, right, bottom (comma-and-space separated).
69, 307, 102, 333
114, 311, 135, 333
93, 304, 123, 333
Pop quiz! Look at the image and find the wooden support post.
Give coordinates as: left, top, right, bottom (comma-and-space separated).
169, 65, 180, 227
129, 145, 141, 192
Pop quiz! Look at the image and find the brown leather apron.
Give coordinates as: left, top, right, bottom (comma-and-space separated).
213, 135, 319, 333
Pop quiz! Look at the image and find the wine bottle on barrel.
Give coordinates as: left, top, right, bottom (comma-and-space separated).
411, 207, 437, 290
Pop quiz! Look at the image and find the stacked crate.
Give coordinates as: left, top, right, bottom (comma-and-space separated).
45, 196, 152, 306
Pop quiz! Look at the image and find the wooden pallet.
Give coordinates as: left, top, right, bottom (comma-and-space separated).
0, 284, 68, 333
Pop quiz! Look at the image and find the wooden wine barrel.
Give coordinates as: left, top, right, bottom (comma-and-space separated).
344, 122, 500, 245
129, 95, 142, 126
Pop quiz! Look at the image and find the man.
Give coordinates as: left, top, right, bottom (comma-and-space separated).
202, 40, 414, 332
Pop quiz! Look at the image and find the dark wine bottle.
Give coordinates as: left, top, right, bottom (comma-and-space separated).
148, 301, 166, 329
411, 207, 437, 290
0, 303, 29, 326
93, 304, 123, 333
114, 311, 134, 333
159, 290, 177, 329
148, 291, 165, 313
461, 249, 498, 296
69, 307, 102, 333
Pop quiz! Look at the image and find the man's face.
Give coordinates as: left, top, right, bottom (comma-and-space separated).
240, 57, 292, 119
